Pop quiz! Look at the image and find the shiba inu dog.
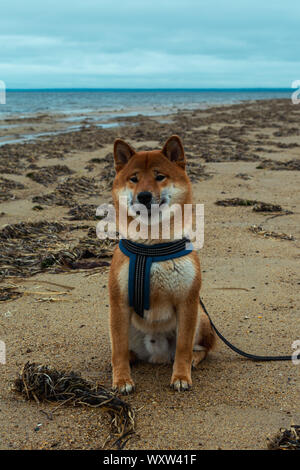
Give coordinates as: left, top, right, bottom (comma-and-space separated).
108, 135, 216, 393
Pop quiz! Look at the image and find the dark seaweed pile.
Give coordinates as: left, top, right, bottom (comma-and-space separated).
0, 220, 115, 281
267, 425, 300, 450
14, 362, 135, 449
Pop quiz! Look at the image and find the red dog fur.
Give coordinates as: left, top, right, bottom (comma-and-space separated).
109, 135, 216, 393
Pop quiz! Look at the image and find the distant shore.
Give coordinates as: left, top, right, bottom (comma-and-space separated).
0, 88, 293, 145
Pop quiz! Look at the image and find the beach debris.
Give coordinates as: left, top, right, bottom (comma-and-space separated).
0, 192, 17, 202
84, 156, 108, 172
32, 176, 102, 207
34, 297, 70, 303
252, 202, 283, 212
257, 159, 300, 171
0, 176, 26, 191
249, 225, 294, 241
97, 162, 116, 190
0, 220, 116, 279
66, 204, 100, 221
215, 198, 289, 214
39, 238, 114, 272
216, 198, 258, 207
6, 277, 75, 291
267, 425, 300, 450
186, 162, 212, 182
235, 173, 252, 180
26, 165, 74, 186
0, 221, 66, 240
0, 176, 26, 201
14, 362, 135, 449
273, 127, 300, 137
0, 278, 75, 302
0, 285, 22, 301
89, 157, 106, 164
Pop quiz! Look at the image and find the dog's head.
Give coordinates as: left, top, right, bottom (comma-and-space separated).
112, 135, 192, 221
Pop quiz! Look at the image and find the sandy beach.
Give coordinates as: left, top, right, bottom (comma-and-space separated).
0, 98, 299, 450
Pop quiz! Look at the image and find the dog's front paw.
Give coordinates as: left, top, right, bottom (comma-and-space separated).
112, 377, 135, 395
170, 374, 192, 392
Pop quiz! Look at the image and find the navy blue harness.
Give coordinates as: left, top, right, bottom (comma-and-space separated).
119, 238, 193, 317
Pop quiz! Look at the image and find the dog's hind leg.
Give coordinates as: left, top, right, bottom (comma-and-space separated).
192, 346, 207, 369
192, 305, 217, 367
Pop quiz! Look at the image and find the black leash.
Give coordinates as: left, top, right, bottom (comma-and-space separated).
200, 298, 296, 362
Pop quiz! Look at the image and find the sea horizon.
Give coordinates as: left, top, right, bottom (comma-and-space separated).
5, 87, 293, 92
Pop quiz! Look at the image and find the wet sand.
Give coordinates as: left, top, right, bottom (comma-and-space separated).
0, 99, 299, 449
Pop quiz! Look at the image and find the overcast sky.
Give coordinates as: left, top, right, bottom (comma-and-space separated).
1, 0, 299, 88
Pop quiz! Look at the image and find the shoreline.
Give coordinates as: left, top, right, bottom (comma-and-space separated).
0, 96, 293, 146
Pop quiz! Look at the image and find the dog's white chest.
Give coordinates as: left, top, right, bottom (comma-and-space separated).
150, 256, 196, 296
118, 255, 195, 299
118, 254, 196, 330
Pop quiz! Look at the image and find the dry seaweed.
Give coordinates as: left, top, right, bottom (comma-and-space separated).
252, 202, 283, 212
14, 362, 135, 449
40, 238, 115, 272
235, 173, 252, 180
66, 204, 100, 221
0, 221, 67, 240
249, 225, 294, 241
0, 176, 26, 201
32, 176, 102, 207
0, 221, 115, 280
26, 165, 74, 186
215, 198, 287, 213
0, 176, 26, 190
0, 285, 23, 301
97, 163, 116, 190
257, 159, 300, 171
267, 425, 300, 450
186, 162, 212, 182
216, 198, 258, 207
32, 192, 74, 207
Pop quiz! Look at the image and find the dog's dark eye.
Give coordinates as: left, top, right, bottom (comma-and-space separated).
130, 176, 138, 183
156, 174, 166, 182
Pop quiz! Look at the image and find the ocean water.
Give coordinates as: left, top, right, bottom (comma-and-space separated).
0, 88, 292, 146
0, 88, 292, 119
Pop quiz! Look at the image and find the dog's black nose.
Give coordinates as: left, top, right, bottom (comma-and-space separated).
137, 191, 152, 206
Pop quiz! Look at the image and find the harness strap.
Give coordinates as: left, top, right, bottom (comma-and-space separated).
119, 238, 192, 317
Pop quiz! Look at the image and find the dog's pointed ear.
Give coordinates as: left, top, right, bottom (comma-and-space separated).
114, 139, 136, 172
162, 135, 185, 168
